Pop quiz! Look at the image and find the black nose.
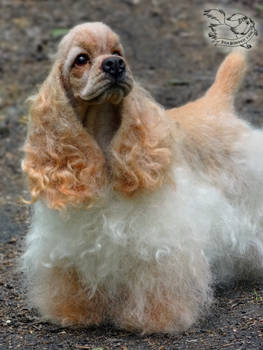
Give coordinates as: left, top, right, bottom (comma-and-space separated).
102, 56, 126, 80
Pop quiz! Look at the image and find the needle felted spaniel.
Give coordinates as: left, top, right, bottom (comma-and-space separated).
21, 22, 263, 334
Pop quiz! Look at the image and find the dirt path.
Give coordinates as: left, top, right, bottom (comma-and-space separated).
1, 0, 263, 349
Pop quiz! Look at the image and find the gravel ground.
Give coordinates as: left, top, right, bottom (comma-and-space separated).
1, 0, 263, 349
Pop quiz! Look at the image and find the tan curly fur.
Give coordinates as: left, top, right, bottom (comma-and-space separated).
110, 85, 172, 195
22, 23, 172, 209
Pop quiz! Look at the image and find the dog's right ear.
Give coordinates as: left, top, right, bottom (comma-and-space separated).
205, 50, 247, 110
22, 62, 106, 210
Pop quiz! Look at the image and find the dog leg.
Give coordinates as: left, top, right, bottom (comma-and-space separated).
31, 267, 107, 326
111, 260, 212, 334
112, 290, 198, 334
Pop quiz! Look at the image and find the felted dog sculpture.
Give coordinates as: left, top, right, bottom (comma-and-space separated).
21, 22, 263, 334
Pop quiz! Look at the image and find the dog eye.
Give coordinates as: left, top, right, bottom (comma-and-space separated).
73, 54, 89, 66
112, 50, 122, 56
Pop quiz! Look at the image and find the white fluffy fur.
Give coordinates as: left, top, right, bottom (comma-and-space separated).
22, 115, 263, 332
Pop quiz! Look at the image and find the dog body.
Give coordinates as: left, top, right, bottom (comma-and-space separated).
21, 23, 263, 334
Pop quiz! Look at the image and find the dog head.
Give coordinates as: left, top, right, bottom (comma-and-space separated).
58, 22, 134, 105
23, 22, 172, 209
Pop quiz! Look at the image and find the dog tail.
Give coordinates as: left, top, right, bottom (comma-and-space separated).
205, 50, 247, 109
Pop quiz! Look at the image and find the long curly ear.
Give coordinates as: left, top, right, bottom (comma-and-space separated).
22, 62, 106, 209
110, 84, 172, 195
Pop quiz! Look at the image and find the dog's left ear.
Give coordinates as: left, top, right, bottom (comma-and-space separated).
110, 84, 172, 195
